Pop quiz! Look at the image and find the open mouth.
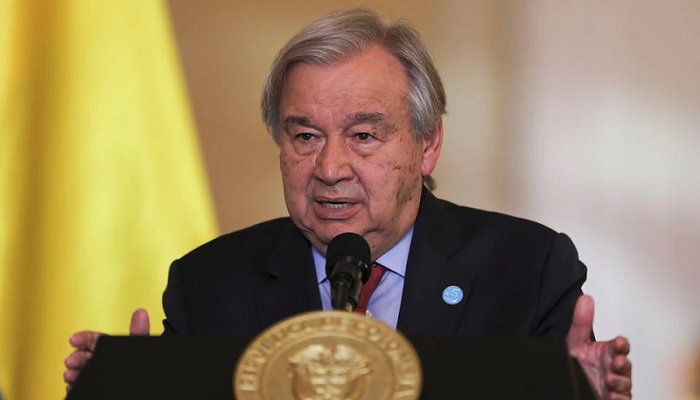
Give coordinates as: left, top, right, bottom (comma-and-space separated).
320, 201, 351, 210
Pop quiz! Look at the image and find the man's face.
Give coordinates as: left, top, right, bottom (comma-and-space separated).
278, 46, 442, 259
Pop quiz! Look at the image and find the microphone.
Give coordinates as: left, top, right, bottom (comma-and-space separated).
325, 233, 371, 312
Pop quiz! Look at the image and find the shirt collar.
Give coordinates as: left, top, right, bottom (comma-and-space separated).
313, 226, 414, 283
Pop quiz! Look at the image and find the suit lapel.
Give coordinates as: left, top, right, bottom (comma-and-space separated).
250, 190, 482, 335
397, 188, 479, 335
253, 222, 322, 330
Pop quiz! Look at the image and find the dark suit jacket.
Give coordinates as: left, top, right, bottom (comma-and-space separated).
162, 188, 586, 337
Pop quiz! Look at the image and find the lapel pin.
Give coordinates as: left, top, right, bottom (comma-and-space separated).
442, 285, 463, 305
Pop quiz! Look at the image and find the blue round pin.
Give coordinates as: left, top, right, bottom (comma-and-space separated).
442, 285, 463, 305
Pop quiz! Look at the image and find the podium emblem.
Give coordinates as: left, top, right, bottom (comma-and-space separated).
234, 311, 422, 400
289, 343, 370, 399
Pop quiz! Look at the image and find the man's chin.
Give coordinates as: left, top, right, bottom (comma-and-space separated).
300, 223, 367, 253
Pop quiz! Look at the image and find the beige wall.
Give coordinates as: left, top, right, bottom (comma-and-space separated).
168, 1, 700, 399
504, 2, 700, 399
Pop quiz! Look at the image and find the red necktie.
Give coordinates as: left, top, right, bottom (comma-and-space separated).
354, 263, 386, 315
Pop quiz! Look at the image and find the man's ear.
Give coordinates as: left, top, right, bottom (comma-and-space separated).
421, 120, 443, 176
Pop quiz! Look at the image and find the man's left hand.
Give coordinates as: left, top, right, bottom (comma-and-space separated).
567, 295, 632, 399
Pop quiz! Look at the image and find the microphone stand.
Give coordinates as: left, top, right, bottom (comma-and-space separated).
328, 255, 369, 312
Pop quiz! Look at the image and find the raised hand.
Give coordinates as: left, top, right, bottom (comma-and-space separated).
567, 295, 632, 399
64, 309, 150, 391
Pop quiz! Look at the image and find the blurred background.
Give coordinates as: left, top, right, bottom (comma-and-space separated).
1, 0, 698, 399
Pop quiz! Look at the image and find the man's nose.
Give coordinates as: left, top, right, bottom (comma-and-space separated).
314, 137, 354, 185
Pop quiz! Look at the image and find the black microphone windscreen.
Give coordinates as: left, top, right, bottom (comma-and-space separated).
326, 232, 371, 269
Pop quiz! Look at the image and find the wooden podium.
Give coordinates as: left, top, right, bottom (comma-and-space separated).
66, 335, 597, 399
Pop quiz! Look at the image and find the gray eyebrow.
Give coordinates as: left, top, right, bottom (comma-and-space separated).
284, 115, 313, 127
283, 112, 389, 131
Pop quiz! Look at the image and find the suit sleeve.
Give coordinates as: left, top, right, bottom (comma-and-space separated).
161, 260, 190, 335
531, 232, 588, 336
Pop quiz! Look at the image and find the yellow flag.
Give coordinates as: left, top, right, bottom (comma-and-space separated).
0, 1, 217, 398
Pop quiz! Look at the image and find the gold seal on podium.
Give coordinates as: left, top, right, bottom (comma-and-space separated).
234, 311, 422, 400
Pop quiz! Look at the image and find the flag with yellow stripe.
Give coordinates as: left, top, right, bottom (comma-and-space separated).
0, 1, 217, 398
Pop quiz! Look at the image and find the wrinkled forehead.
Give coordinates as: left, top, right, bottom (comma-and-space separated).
282, 43, 408, 89
279, 48, 411, 125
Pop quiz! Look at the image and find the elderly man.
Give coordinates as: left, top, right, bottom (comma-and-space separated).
65, 8, 632, 399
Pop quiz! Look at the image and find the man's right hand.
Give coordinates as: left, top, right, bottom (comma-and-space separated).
63, 308, 150, 392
